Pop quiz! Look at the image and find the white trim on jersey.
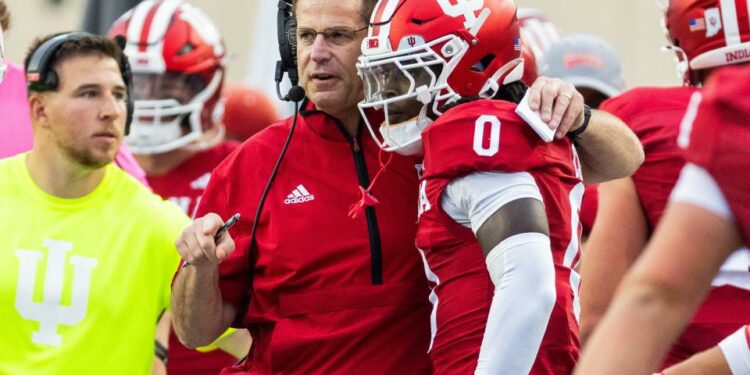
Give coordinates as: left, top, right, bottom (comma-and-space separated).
476, 232, 555, 374
418, 248, 440, 353
719, 325, 750, 375
441, 171, 544, 234
670, 163, 734, 220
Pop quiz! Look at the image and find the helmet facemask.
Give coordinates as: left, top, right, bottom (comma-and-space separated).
127, 68, 224, 154
358, 34, 472, 155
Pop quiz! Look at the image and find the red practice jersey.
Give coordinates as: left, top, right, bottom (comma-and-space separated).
602, 84, 750, 368
686, 65, 750, 244
600, 86, 698, 230
146, 141, 239, 374
147, 141, 238, 219
417, 99, 584, 374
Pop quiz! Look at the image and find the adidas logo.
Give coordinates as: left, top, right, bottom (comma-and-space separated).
284, 184, 315, 204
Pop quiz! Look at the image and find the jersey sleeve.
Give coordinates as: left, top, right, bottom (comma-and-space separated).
442, 171, 544, 234
670, 163, 734, 221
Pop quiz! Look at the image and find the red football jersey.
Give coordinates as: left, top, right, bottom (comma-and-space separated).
147, 141, 239, 219
417, 99, 584, 374
686, 65, 750, 244
600, 86, 698, 230
601, 84, 750, 368
146, 141, 240, 375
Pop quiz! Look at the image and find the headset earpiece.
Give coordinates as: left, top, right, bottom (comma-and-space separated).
114, 35, 135, 135
276, 0, 305, 102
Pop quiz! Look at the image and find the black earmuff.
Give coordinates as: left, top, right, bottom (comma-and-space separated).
25, 31, 135, 134
276, 0, 305, 102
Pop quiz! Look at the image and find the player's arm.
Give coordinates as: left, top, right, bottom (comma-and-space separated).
151, 310, 171, 375
578, 177, 649, 345
443, 172, 554, 374
575, 165, 743, 375
527, 76, 644, 185
171, 213, 237, 348
663, 325, 750, 375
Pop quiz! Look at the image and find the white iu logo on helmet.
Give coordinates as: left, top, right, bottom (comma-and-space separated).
437, 0, 484, 29
15, 239, 97, 346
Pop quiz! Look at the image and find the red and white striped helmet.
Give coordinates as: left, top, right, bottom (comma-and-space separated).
108, 0, 226, 154
517, 8, 561, 65
357, 0, 522, 155
664, 0, 750, 84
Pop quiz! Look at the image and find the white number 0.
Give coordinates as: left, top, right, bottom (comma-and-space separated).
437, 0, 484, 29
473, 115, 501, 157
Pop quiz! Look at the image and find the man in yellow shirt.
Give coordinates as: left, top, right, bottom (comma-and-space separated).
0, 32, 188, 374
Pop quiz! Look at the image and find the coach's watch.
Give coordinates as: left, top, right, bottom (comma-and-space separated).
567, 104, 592, 141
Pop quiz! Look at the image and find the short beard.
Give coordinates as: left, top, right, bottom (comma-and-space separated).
57, 138, 116, 169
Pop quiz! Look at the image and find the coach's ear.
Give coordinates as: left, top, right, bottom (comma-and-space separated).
28, 92, 51, 129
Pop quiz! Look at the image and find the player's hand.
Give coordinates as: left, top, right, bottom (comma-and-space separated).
527, 76, 585, 139
175, 213, 236, 270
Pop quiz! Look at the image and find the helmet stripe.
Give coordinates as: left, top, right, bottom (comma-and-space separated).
720, 0, 741, 45
138, 0, 163, 52
740, 0, 750, 42
148, 0, 183, 45
126, 0, 155, 52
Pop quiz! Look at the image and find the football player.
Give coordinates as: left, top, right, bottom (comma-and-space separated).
576, 62, 750, 375
108, 0, 249, 373
578, 1, 750, 369
357, 0, 641, 372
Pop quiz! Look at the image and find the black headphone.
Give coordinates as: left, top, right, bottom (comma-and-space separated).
25, 32, 135, 135
275, 0, 305, 102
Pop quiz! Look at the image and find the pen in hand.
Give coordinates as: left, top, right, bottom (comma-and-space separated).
182, 213, 240, 269
214, 213, 240, 241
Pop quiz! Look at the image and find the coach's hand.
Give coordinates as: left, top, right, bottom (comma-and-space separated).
176, 213, 236, 269
527, 76, 585, 139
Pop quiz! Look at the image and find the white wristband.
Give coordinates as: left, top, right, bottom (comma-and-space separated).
719, 325, 750, 375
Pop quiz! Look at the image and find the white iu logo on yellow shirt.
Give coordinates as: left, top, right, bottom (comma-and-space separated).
14, 239, 97, 346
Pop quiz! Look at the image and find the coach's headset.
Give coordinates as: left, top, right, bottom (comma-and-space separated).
25, 31, 135, 135
275, 0, 305, 102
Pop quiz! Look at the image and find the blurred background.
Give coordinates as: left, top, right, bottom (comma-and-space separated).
3, 0, 681, 113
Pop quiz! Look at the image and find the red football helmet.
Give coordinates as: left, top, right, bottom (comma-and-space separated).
108, 0, 226, 154
664, 0, 750, 84
221, 85, 279, 142
358, 0, 523, 155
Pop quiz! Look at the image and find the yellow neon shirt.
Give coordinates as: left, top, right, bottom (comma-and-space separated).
0, 154, 189, 374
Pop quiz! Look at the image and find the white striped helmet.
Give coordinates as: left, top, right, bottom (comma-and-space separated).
108, 0, 226, 154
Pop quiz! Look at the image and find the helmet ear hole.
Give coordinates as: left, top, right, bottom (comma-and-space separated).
177, 43, 196, 56
471, 54, 496, 72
